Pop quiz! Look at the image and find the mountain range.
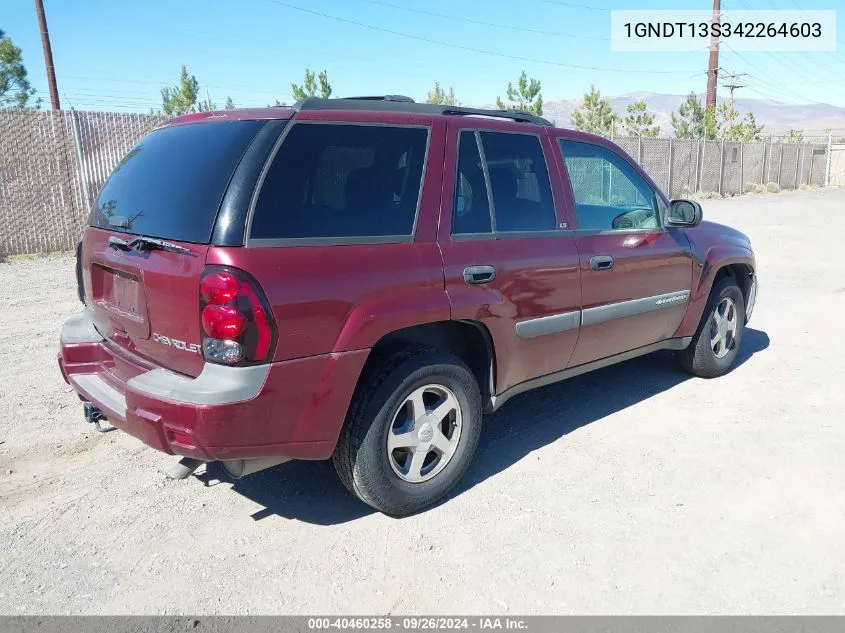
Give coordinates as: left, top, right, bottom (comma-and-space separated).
535, 92, 845, 137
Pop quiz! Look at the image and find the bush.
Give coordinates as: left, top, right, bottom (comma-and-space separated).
694, 191, 723, 200
744, 182, 765, 194
765, 182, 780, 193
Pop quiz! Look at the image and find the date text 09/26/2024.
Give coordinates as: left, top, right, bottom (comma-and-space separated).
307, 617, 528, 630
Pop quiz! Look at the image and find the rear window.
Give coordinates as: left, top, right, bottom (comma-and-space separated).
89, 120, 264, 243
249, 123, 429, 242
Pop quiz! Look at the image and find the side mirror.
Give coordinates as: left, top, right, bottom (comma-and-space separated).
667, 199, 703, 227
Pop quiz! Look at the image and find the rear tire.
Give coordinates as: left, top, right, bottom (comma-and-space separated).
679, 276, 745, 378
332, 347, 482, 516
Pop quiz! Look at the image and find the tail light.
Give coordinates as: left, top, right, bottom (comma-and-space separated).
199, 267, 276, 365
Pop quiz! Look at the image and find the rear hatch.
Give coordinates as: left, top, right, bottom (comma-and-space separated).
81, 118, 266, 377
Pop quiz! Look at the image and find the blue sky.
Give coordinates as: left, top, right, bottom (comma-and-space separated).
4, 0, 845, 112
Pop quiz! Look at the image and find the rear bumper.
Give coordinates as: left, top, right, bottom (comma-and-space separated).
59, 309, 368, 461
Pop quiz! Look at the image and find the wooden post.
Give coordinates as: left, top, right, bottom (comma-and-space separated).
825, 132, 833, 187
667, 138, 673, 196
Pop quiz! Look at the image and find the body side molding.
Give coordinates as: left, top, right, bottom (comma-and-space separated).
515, 311, 580, 339
581, 290, 690, 327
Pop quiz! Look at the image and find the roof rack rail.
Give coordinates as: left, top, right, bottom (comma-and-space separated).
294, 97, 553, 126
342, 95, 415, 102
441, 106, 551, 126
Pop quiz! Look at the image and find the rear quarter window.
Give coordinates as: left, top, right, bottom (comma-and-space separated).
249, 123, 429, 243
89, 120, 264, 244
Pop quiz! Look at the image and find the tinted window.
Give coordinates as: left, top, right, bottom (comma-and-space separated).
89, 120, 264, 243
478, 132, 556, 232
452, 132, 492, 234
251, 124, 428, 240
559, 139, 659, 231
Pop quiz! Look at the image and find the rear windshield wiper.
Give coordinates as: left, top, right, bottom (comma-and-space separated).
108, 235, 193, 255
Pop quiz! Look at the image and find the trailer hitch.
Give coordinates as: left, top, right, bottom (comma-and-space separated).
83, 402, 115, 433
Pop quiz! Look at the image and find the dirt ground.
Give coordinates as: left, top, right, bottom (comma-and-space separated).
1, 188, 844, 615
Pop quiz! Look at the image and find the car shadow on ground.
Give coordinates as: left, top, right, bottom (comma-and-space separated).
196, 327, 770, 525
453, 327, 770, 499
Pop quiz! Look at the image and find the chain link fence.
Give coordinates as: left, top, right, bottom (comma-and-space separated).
0, 108, 835, 256
1, 109, 165, 257
614, 134, 830, 199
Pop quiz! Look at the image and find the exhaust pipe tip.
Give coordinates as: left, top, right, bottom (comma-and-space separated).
165, 457, 205, 480
221, 456, 291, 479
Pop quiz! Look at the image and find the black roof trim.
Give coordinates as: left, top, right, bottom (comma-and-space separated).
294, 96, 553, 126
341, 95, 415, 102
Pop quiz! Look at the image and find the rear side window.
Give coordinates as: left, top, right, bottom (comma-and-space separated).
89, 120, 264, 243
452, 131, 492, 234
478, 132, 557, 233
250, 123, 429, 241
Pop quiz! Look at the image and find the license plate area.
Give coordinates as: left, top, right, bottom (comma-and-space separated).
91, 265, 146, 325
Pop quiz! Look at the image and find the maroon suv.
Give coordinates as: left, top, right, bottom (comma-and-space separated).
59, 96, 758, 516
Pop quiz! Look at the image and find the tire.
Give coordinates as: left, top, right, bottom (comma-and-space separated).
679, 276, 746, 378
332, 347, 482, 516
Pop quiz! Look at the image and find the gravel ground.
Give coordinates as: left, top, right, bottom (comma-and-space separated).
1, 188, 844, 615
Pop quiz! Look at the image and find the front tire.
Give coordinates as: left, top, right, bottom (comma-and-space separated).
679, 276, 745, 378
333, 348, 482, 516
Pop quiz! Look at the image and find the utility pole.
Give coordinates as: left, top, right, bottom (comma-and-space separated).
706, 0, 720, 108
34, 0, 60, 110
721, 71, 747, 111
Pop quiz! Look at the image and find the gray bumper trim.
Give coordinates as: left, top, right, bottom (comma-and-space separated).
62, 309, 269, 407
127, 363, 271, 406
72, 374, 127, 417
60, 307, 104, 344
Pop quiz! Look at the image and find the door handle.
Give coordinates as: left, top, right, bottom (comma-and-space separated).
463, 265, 496, 285
590, 255, 614, 271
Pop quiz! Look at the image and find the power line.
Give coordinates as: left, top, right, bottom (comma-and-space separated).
742, 75, 817, 105
60, 75, 289, 97
264, 0, 697, 74
721, 70, 747, 108
364, 0, 612, 41
762, 0, 845, 50
725, 0, 845, 81
719, 42, 828, 104
540, 0, 611, 11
